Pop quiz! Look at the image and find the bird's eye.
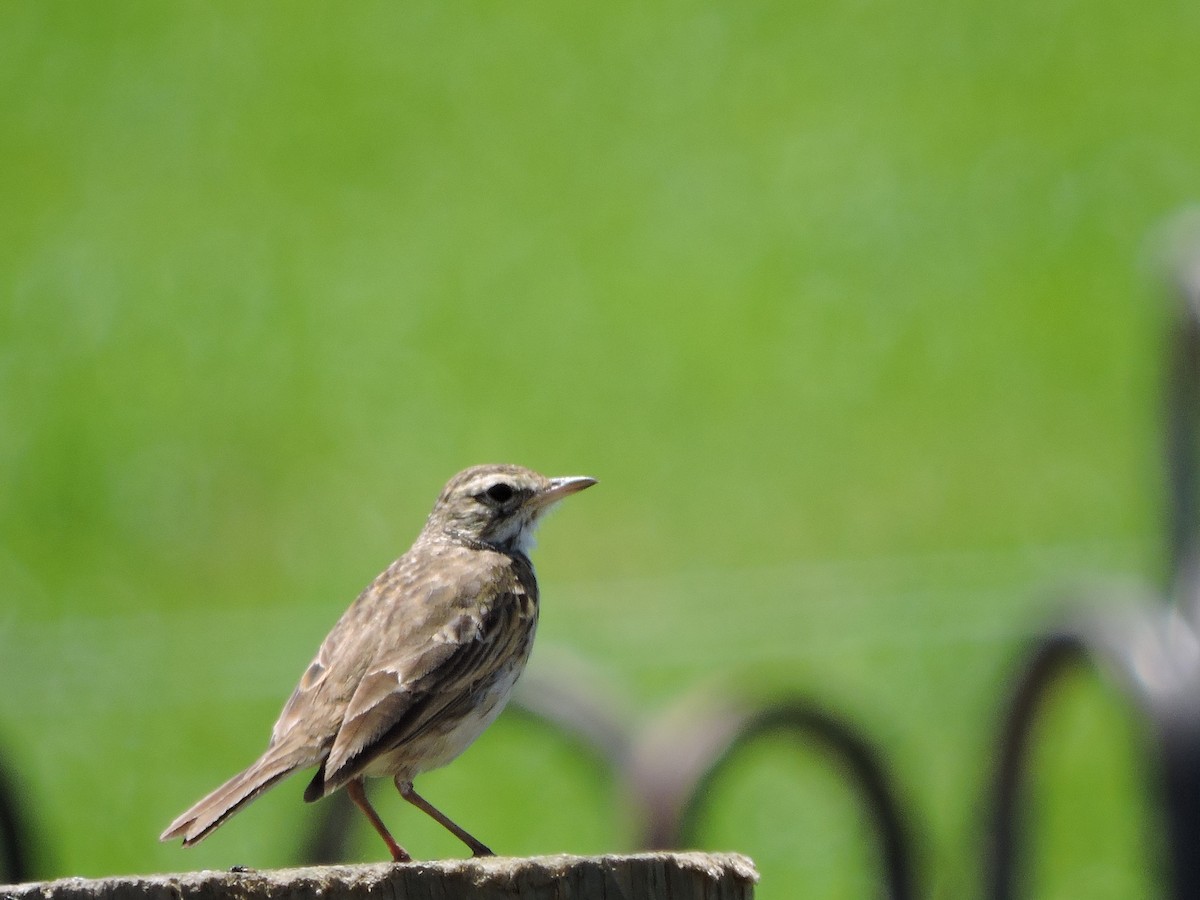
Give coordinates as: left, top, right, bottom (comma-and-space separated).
485, 482, 514, 503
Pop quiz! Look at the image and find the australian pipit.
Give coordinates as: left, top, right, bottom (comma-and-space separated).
161, 464, 596, 861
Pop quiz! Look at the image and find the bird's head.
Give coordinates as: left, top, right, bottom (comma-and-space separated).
424, 464, 596, 554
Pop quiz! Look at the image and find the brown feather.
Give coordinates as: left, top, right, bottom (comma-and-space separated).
317, 555, 537, 793
159, 746, 313, 845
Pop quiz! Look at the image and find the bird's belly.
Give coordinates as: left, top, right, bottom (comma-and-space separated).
364, 664, 525, 779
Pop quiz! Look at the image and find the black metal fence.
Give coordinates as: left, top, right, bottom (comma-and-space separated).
6, 234, 1200, 898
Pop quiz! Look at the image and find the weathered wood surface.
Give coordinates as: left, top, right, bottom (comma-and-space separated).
0, 851, 758, 900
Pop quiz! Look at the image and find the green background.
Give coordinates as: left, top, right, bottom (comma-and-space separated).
1, 2, 1195, 897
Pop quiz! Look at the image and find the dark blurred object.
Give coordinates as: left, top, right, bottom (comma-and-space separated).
984, 221, 1200, 900
628, 693, 916, 900
0, 744, 38, 884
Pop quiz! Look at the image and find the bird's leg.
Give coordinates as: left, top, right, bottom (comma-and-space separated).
347, 778, 412, 863
395, 778, 495, 857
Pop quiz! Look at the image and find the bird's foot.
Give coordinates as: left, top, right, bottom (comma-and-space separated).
391, 845, 414, 863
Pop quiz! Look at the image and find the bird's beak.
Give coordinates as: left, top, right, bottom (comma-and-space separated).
534, 475, 598, 509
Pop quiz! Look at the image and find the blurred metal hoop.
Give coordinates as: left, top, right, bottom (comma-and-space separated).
984, 220, 1200, 900
627, 692, 918, 900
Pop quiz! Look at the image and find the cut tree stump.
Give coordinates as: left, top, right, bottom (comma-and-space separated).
0, 851, 758, 900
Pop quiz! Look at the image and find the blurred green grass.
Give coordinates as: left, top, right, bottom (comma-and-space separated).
1, 1, 1196, 897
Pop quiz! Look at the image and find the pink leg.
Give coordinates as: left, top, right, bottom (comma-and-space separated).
347, 778, 412, 862
395, 778, 494, 857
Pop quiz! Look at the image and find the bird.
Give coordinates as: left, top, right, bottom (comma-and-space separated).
161, 463, 597, 862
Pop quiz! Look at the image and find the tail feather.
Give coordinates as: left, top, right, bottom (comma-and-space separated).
160, 751, 308, 846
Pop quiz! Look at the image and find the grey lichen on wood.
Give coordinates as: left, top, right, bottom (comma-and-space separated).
0, 851, 758, 900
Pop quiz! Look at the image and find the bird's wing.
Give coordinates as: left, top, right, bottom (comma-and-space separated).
316, 551, 536, 792
266, 575, 391, 756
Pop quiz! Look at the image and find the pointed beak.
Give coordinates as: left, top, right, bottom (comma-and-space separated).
533, 475, 598, 509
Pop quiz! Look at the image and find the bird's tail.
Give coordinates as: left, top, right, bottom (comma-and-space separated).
160, 749, 309, 847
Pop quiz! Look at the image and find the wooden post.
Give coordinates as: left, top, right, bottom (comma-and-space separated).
0, 852, 757, 900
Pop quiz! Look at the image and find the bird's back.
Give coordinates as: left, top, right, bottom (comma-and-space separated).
292, 538, 540, 796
